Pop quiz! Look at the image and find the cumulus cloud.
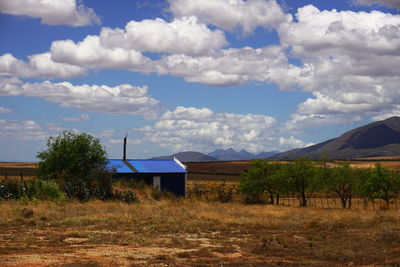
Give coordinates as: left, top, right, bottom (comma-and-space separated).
0, 77, 161, 119
279, 5, 400, 130
99, 16, 227, 56
156, 46, 302, 87
50, 36, 151, 72
0, 53, 86, 79
355, 0, 400, 10
284, 113, 363, 134
168, 0, 291, 33
371, 106, 400, 121
48, 30, 299, 87
49, 16, 227, 71
0, 119, 48, 141
0, 0, 100, 26
61, 114, 90, 122
0, 106, 12, 113
137, 106, 308, 153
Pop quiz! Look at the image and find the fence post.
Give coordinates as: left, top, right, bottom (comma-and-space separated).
326, 194, 330, 209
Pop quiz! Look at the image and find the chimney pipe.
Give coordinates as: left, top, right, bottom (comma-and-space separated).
123, 134, 127, 160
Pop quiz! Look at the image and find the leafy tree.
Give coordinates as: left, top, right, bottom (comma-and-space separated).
285, 158, 317, 207
240, 160, 268, 203
363, 163, 400, 204
36, 131, 111, 200
328, 162, 357, 208
239, 160, 281, 204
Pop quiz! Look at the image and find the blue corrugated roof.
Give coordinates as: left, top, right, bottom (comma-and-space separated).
107, 159, 134, 173
127, 159, 186, 173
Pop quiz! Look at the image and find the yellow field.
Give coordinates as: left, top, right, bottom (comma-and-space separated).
1, 199, 399, 266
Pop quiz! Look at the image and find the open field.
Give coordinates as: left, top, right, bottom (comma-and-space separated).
2, 159, 400, 181
1, 200, 400, 266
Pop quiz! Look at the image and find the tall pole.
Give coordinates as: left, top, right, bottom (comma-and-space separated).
123, 134, 127, 160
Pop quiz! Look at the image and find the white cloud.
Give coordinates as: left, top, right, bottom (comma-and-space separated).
49, 16, 227, 71
0, 119, 48, 141
0, 106, 12, 113
50, 36, 151, 72
0, 77, 162, 119
0, 53, 86, 79
137, 106, 308, 153
278, 5, 400, 130
99, 16, 228, 56
0, 0, 100, 26
61, 114, 90, 122
279, 136, 314, 148
355, 0, 400, 10
156, 46, 301, 87
371, 106, 400, 121
284, 113, 363, 134
100, 129, 116, 138
168, 0, 291, 33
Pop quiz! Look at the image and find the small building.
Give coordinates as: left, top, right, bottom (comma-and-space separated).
107, 158, 187, 197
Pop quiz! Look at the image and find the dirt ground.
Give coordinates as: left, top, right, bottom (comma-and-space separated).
1, 200, 400, 266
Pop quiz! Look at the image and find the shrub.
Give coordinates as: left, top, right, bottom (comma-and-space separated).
0, 179, 25, 199
215, 181, 234, 203
119, 190, 139, 204
27, 179, 66, 202
20, 208, 34, 218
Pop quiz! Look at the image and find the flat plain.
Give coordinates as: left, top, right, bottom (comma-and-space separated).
1, 200, 400, 266
1, 160, 400, 266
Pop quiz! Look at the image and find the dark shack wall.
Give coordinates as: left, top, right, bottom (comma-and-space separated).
112, 172, 186, 197
136, 173, 186, 197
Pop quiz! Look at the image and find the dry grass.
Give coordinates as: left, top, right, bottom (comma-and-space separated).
1, 199, 400, 266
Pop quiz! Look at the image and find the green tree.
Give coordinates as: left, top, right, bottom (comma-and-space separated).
285, 158, 317, 207
328, 162, 357, 208
240, 160, 267, 203
363, 163, 400, 204
36, 131, 111, 200
239, 160, 281, 204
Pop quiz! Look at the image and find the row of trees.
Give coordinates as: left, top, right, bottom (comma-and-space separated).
239, 158, 400, 208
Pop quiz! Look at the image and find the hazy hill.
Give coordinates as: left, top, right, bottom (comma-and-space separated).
208, 148, 280, 161
272, 116, 400, 160
150, 151, 218, 162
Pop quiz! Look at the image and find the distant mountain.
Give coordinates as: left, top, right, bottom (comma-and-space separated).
272, 116, 400, 160
150, 151, 218, 162
207, 148, 280, 161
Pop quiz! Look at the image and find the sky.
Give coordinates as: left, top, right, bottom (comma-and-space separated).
0, 0, 399, 161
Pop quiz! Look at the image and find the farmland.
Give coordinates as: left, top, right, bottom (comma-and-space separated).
1, 200, 400, 266
1, 160, 400, 266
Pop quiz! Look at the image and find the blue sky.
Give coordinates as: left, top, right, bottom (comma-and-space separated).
0, 0, 399, 161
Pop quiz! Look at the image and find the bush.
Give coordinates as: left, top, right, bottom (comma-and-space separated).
215, 181, 234, 203
118, 190, 139, 204
27, 179, 66, 202
0, 179, 25, 200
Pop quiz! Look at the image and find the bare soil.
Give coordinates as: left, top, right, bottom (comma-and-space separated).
1, 200, 400, 266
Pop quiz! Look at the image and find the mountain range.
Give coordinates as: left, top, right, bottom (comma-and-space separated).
207, 148, 280, 161
272, 116, 400, 160
150, 149, 280, 162
149, 117, 400, 162
150, 151, 218, 162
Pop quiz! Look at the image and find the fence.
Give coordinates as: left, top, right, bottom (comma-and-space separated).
187, 181, 400, 211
